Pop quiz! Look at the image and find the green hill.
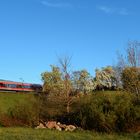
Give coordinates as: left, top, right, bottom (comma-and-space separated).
0, 92, 35, 113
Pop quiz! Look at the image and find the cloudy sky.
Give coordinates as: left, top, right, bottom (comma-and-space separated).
0, 0, 140, 83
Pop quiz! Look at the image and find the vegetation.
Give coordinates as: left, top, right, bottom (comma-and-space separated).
0, 92, 35, 113
0, 128, 139, 140
122, 67, 140, 95
78, 92, 140, 132
0, 40, 140, 139
39, 41, 140, 133
0, 92, 38, 127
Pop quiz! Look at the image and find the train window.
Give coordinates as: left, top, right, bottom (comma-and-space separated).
16, 85, 23, 88
0, 83, 6, 87
7, 84, 17, 88
23, 85, 31, 89
31, 84, 42, 90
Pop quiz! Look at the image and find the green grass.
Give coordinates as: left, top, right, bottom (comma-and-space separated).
0, 128, 139, 140
0, 92, 35, 113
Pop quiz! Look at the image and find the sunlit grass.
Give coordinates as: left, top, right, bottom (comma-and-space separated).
0, 92, 35, 113
0, 128, 139, 140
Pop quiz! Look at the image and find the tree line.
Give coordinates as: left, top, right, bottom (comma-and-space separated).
38, 40, 140, 132
42, 40, 140, 95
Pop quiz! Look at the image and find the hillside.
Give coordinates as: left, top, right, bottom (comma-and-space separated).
0, 92, 35, 113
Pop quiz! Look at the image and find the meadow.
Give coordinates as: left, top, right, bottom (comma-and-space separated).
0, 128, 139, 140
0, 92, 35, 113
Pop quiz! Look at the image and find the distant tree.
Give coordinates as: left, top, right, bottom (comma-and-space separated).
41, 65, 63, 94
95, 66, 116, 90
114, 40, 140, 89
127, 41, 140, 67
121, 67, 140, 95
72, 70, 95, 94
116, 40, 140, 67
41, 56, 75, 114
58, 56, 73, 113
114, 52, 126, 88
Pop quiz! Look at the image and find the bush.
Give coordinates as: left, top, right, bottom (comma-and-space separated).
0, 97, 39, 127
78, 92, 140, 132
38, 93, 67, 121
38, 92, 83, 125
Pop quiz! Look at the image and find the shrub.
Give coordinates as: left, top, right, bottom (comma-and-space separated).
78, 92, 140, 132
3, 98, 39, 127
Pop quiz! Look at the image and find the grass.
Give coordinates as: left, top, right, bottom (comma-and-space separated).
0, 92, 35, 113
0, 128, 139, 140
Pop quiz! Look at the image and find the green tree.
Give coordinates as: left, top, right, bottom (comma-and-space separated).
41, 65, 63, 94
41, 56, 74, 114
72, 70, 95, 94
95, 66, 116, 90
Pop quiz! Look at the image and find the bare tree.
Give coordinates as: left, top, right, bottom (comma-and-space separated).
127, 40, 140, 67
114, 40, 140, 89
58, 56, 73, 113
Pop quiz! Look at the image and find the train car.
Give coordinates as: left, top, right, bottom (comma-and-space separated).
0, 80, 42, 92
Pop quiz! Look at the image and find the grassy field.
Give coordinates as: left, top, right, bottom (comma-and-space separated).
0, 92, 35, 113
0, 128, 139, 140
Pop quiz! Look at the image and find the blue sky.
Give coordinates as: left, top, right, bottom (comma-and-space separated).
0, 0, 140, 83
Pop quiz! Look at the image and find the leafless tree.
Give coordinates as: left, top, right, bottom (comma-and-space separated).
58, 56, 73, 113
127, 40, 140, 67
114, 40, 140, 89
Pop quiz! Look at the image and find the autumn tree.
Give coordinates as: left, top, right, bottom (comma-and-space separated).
41, 56, 74, 114
121, 67, 140, 95
58, 56, 73, 113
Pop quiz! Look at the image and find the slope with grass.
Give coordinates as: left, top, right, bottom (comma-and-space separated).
0, 92, 35, 113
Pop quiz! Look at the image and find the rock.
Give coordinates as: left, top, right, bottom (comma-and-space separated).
57, 122, 67, 130
35, 121, 76, 132
46, 121, 62, 131
46, 121, 57, 129
35, 123, 46, 129
65, 125, 76, 132
55, 124, 62, 131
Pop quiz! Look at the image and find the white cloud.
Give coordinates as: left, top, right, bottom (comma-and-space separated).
97, 6, 113, 14
119, 8, 129, 15
97, 5, 129, 16
41, 1, 72, 8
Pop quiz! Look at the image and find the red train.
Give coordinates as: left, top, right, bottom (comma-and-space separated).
0, 80, 42, 92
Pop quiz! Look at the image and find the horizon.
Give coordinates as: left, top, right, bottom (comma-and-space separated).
0, 0, 140, 84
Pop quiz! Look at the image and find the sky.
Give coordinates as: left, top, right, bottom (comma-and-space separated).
0, 0, 140, 84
